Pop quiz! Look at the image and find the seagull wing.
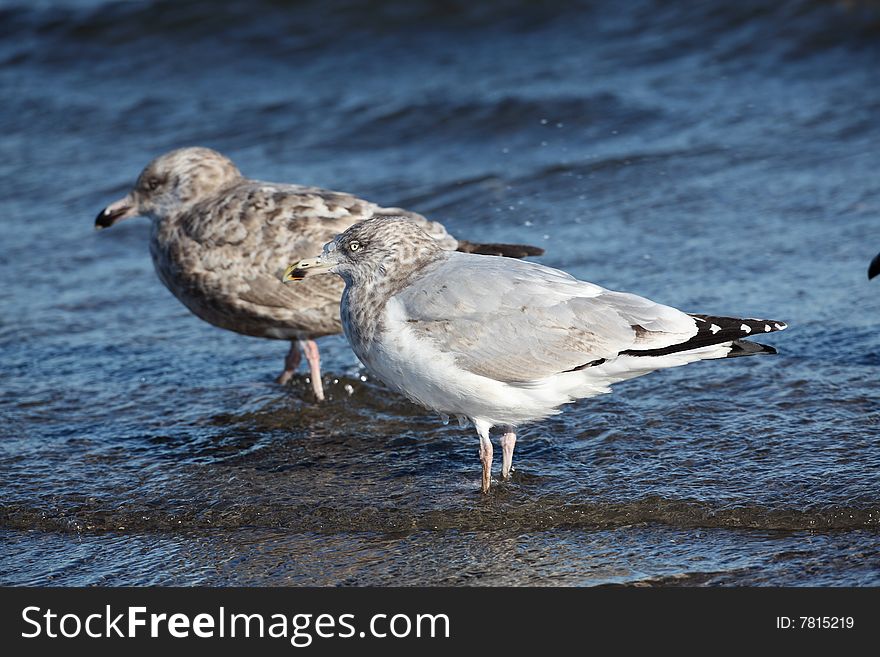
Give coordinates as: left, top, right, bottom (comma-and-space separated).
393, 252, 702, 383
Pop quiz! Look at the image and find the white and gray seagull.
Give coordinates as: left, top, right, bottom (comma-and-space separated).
95, 147, 542, 399
284, 216, 788, 492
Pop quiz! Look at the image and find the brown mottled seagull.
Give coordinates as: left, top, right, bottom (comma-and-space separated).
96, 147, 542, 399
284, 216, 788, 492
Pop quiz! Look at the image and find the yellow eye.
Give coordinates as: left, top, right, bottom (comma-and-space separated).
349, 241, 360, 251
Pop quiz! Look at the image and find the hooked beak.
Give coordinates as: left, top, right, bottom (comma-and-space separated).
870, 252, 880, 281
283, 256, 335, 282
95, 194, 138, 230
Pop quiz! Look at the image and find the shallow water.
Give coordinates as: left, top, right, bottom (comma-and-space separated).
1, 0, 880, 586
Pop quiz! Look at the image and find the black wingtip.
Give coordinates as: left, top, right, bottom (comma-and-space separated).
621, 315, 787, 358
726, 339, 777, 358
456, 241, 545, 258
869, 252, 880, 280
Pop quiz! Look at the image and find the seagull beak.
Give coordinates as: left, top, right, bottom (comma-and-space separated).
283, 256, 334, 282
95, 194, 138, 230
869, 252, 880, 280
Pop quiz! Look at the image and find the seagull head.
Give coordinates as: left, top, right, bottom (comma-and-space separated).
283, 216, 443, 285
95, 147, 242, 229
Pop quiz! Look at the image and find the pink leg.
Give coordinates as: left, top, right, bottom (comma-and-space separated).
299, 339, 325, 401
475, 421, 493, 493
276, 341, 302, 385
500, 428, 517, 480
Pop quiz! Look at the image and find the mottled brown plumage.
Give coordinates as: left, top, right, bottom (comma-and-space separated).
96, 147, 541, 399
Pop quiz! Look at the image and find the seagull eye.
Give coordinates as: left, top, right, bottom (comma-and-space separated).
147, 178, 161, 191
349, 241, 360, 252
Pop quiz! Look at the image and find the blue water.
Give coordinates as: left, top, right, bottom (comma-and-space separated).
1, 0, 879, 586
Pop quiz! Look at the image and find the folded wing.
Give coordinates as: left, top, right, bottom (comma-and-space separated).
393, 252, 705, 383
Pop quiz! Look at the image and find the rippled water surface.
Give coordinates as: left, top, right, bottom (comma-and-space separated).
2, 0, 880, 586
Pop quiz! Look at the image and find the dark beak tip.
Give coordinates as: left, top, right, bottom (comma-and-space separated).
95, 206, 129, 229
95, 208, 113, 229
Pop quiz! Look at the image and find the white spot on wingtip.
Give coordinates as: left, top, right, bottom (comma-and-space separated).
710, 324, 721, 334
764, 324, 772, 332
740, 323, 751, 333
774, 323, 786, 330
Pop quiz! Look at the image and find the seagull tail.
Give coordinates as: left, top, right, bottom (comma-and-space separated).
455, 240, 545, 259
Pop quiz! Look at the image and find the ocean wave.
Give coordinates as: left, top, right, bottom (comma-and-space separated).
2, 496, 878, 534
